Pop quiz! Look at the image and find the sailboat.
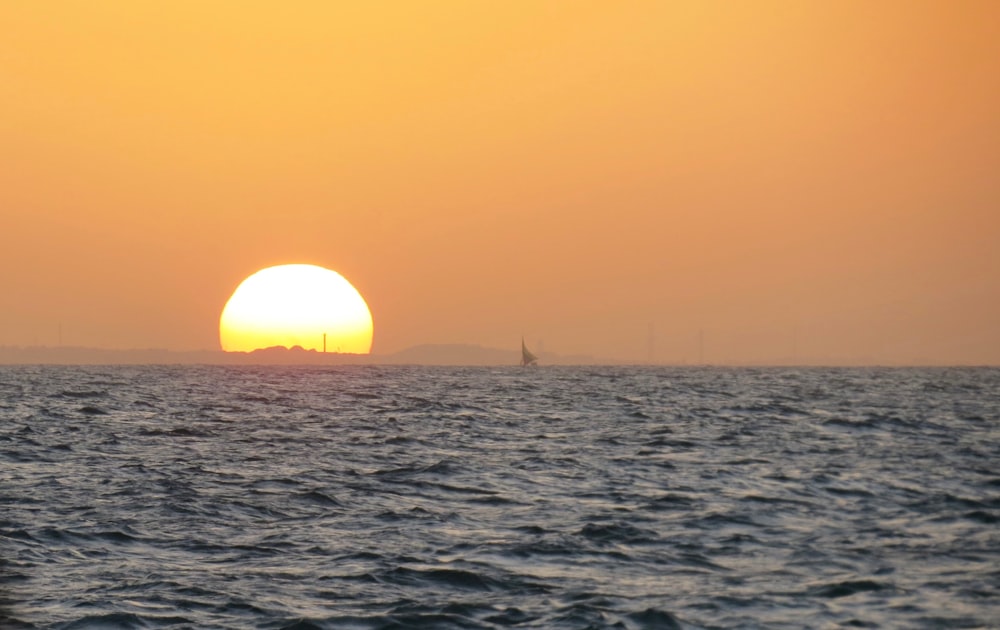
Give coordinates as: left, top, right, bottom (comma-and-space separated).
521, 337, 538, 366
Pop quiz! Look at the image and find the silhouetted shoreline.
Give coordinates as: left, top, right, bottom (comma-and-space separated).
0, 344, 602, 366
0, 344, 992, 367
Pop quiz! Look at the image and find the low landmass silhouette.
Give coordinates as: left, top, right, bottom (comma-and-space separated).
0, 344, 602, 366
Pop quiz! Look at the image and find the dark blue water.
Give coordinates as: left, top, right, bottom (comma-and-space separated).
1, 365, 998, 629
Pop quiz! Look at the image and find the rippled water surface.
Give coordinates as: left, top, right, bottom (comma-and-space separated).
1, 365, 998, 629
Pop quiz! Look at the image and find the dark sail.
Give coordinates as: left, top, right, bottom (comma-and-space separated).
521, 338, 538, 366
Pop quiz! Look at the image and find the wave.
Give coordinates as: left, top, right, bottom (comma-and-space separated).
1, 365, 997, 628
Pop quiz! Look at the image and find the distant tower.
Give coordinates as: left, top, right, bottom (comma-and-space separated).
792, 326, 798, 364
323, 333, 327, 353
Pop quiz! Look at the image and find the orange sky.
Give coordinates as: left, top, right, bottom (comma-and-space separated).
2, 2, 998, 364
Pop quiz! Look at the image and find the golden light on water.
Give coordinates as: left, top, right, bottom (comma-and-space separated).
219, 264, 373, 354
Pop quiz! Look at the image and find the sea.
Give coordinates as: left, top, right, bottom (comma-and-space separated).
1, 365, 997, 629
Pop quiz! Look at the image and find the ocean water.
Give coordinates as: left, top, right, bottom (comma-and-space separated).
1, 365, 998, 629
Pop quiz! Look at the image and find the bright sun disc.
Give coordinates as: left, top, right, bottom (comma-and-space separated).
219, 264, 373, 353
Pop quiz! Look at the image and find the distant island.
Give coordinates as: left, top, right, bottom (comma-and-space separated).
0, 344, 605, 366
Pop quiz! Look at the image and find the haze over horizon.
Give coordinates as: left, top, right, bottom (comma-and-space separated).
2, 2, 998, 365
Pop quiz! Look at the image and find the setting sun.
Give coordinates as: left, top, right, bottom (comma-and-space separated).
219, 265, 373, 354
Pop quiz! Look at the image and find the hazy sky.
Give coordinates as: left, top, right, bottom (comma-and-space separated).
2, 2, 998, 364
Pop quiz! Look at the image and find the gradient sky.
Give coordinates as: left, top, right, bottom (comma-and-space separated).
2, 2, 998, 364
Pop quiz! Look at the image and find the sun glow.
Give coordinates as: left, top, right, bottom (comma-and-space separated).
219, 264, 373, 353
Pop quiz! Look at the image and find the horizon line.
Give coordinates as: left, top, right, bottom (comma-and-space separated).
0, 344, 995, 368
